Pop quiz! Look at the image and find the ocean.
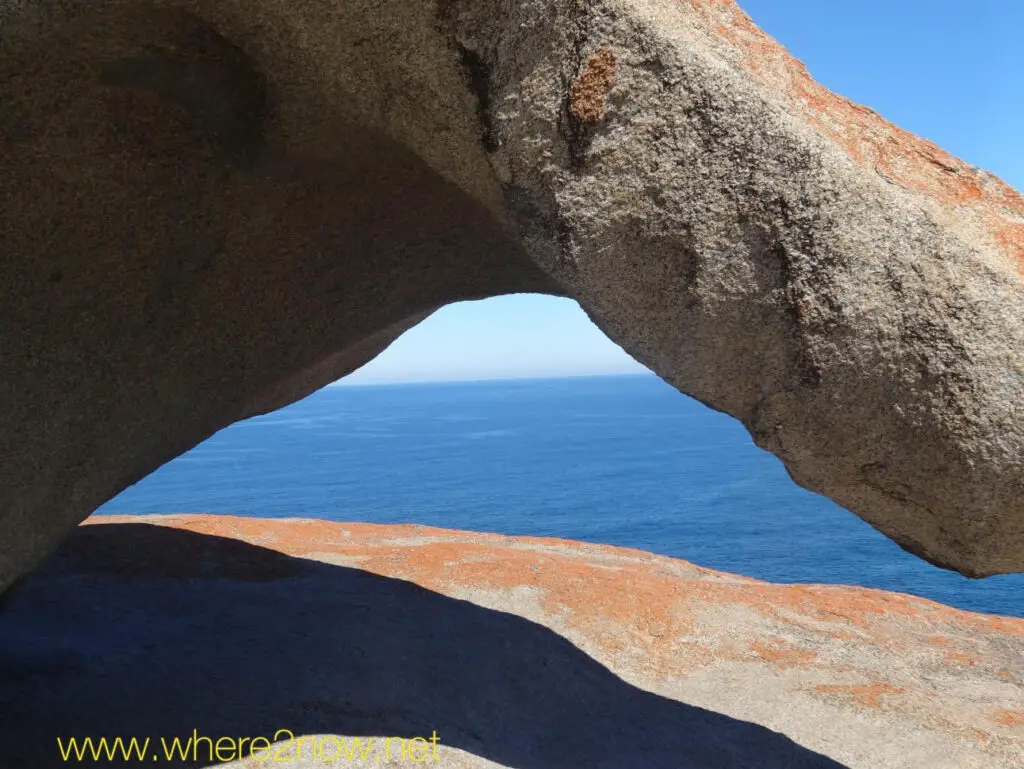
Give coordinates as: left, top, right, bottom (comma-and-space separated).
97, 374, 1023, 618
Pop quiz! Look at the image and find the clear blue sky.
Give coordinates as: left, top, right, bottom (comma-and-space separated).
344, 0, 1023, 385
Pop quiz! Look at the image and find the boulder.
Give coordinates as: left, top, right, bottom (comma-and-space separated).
0, 515, 1020, 768
0, 0, 1022, 591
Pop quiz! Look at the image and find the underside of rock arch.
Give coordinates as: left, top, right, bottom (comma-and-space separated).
1, 0, 1022, 592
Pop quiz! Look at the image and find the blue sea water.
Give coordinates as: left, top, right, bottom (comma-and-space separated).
97, 374, 1023, 618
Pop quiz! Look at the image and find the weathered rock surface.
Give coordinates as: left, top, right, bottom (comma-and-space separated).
1, 0, 1022, 591
0, 515, 1021, 768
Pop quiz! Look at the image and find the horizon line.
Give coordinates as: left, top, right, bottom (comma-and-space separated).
329, 370, 655, 388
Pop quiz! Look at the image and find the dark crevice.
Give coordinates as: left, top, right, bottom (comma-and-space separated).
557, 4, 592, 173
454, 43, 499, 153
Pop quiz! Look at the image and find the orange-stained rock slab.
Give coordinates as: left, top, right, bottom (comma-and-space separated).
0, 514, 1018, 768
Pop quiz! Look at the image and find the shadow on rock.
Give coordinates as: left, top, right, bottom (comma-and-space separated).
0, 523, 850, 768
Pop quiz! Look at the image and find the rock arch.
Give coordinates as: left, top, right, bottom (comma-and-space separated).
1, 0, 1022, 591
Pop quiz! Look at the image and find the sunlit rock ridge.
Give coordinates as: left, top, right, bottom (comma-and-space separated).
0, 515, 1020, 768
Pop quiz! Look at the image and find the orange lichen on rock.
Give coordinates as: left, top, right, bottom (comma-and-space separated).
813, 682, 907, 710
570, 47, 617, 123
89, 513, 1024, 652
992, 709, 1024, 728
943, 650, 982, 666
748, 639, 817, 669
79, 515, 1024, 765
682, 0, 1024, 272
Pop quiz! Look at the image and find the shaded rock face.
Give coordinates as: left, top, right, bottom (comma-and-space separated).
1, 0, 1022, 590
0, 516, 1021, 768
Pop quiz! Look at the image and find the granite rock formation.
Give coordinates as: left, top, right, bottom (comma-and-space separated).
0, 515, 1021, 768
1, 0, 1022, 591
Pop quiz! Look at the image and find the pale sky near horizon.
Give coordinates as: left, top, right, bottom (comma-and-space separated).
343, 0, 1023, 385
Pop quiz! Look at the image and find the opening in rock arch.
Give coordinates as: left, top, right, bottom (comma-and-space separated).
343, 295, 647, 385
94, 295, 1023, 618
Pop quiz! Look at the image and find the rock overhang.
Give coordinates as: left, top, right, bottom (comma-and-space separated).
0, 0, 1021, 591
